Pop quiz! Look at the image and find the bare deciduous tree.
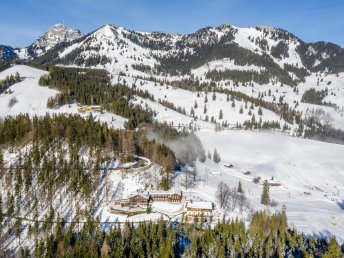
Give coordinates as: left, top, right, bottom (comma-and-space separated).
216, 182, 230, 209
217, 182, 250, 214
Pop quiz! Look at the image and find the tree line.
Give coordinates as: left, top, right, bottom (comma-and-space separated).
13, 211, 343, 257
0, 72, 20, 94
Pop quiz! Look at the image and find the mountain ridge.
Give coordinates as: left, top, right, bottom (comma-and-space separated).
2, 22, 344, 85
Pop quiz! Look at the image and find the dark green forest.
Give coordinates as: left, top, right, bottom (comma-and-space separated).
16, 211, 344, 258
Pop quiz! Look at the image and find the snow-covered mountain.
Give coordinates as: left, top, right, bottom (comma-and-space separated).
0, 45, 18, 61
3, 22, 344, 83
24, 23, 343, 87
1, 22, 344, 255
0, 23, 83, 61
27, 23, 82, 57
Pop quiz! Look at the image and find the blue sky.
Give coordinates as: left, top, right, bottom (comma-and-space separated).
1, 0, 344, 47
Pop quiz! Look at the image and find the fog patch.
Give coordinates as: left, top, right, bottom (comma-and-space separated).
147, 130, 206, 166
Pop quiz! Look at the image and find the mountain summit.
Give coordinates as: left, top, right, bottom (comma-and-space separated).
28, 23, 82, 57
2, 22, 344, 83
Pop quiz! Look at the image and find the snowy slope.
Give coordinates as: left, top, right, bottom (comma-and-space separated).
190, 129, 344, 242
233, 26, 303, 68
227, 71, 344, 130
1, 21, 344, 247
118, 75, 293, 131
191, 58, 266, 79
0, 65, 127, 128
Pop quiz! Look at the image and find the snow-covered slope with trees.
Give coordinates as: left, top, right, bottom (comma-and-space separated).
22, 23, 344, 134
1, 21, 344, 254
0, 65, 127, 128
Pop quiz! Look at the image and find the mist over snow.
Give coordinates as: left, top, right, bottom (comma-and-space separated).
146, 129, 206, 166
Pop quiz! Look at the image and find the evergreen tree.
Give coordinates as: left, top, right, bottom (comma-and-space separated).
238, 181, 244, 193
219, 109, 223, 120
261, 180, 270, 205
323, 237, 342, 258
258, 107, 263, 116
213, 148, 221, 164
239, 106, 243, 114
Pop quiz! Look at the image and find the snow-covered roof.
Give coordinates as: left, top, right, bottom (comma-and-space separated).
187, 201, 213, 210
129, 190, 149, 199
149, 188, 182, 196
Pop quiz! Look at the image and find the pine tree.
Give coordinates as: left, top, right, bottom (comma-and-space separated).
261, 180, 270, 205
15, 72, 20, 82
238, 181, 244, 193
258, 107, 263, 116
190, 108, 195, 117
219, 109, 223, 120
213, 148, 221, 164
323, 237, 342, 258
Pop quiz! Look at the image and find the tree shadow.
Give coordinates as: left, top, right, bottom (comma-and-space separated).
337, 200, 344, 210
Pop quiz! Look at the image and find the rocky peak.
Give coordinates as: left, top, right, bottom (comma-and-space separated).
30, 23, 82, 56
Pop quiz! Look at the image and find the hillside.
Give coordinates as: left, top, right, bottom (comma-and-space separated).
0, 21, 344, 256
0, 64, 343, 255
21, 23, 344, 136
0, 65, 127, 128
